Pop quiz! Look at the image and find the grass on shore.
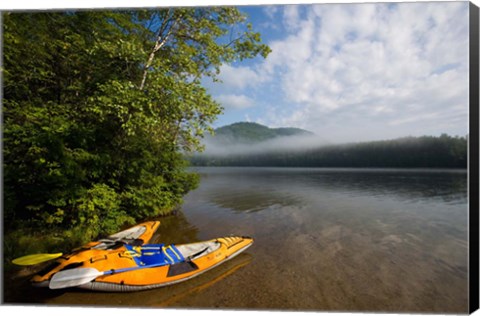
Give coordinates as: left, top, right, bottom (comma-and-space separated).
3, 227, 93, 274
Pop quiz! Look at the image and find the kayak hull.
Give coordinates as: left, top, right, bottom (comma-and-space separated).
77, 221, 160, 250
30, 221, 160, 286
78, 238, 253, 292
32, 235, 253, 292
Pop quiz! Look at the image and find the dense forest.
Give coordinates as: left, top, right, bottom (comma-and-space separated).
191, 134, 467, 168
2, 9, 270, 255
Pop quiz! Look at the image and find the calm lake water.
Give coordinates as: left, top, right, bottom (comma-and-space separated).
5, 167, 469, 313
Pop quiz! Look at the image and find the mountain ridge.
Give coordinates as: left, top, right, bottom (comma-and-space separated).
211, 122, 314, 145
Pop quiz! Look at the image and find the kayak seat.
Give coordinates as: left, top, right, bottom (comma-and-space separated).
124, 244, 185, 267
161, 244, 185, 264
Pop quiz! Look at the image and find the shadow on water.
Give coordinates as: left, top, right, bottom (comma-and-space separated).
11, 253, 252, 308
3, 273, 66, 305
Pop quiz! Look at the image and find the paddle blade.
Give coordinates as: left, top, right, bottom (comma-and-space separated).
12, 253, 63, 266
49, 267, 102, 289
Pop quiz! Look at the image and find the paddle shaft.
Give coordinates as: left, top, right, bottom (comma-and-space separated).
103, 261, 168, 275
16, 237, 148, 266
49, 260, 172, 289
103, 246, 208, 275
49, 245, 210, 289
13, 240, 128, 266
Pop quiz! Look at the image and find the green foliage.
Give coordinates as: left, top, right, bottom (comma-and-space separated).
3, 8, 270, 243
76, 183, 135, 240
192, 134, 468, 168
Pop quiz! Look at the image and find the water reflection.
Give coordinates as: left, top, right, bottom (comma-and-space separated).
152, 253, 252, 307
5, 167, 469, 313
149, 211, 200, 244
181, 167, 468, 313
193, 167, 467, 211
207, 187, 304, 213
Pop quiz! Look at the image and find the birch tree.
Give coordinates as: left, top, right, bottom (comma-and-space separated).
3, 8, 270, 237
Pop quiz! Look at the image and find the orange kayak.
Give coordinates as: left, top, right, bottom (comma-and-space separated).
76, 220, 161, 251
33, 235, 253, 292
31, 221, 160, 287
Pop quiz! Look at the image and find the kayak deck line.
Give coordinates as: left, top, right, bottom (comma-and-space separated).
78, 238, 253, 292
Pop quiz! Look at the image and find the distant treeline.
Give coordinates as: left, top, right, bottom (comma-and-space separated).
191, 134, 467, 168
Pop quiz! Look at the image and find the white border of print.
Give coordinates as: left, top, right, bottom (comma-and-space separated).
1, 2, 478, 316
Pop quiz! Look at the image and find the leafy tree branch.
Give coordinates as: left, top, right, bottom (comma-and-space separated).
3, 8, 270, 240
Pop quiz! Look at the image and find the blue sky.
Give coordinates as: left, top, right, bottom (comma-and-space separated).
0, 0, 472, 144
203, 1, 470, 143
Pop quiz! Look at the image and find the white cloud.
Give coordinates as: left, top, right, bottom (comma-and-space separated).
257, 2, 469, 142
216, 94, 255, 109
283, 5, 302, 30
217, 64, 265, 91
206, 64, 266, 114
263, 5, 278, 19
